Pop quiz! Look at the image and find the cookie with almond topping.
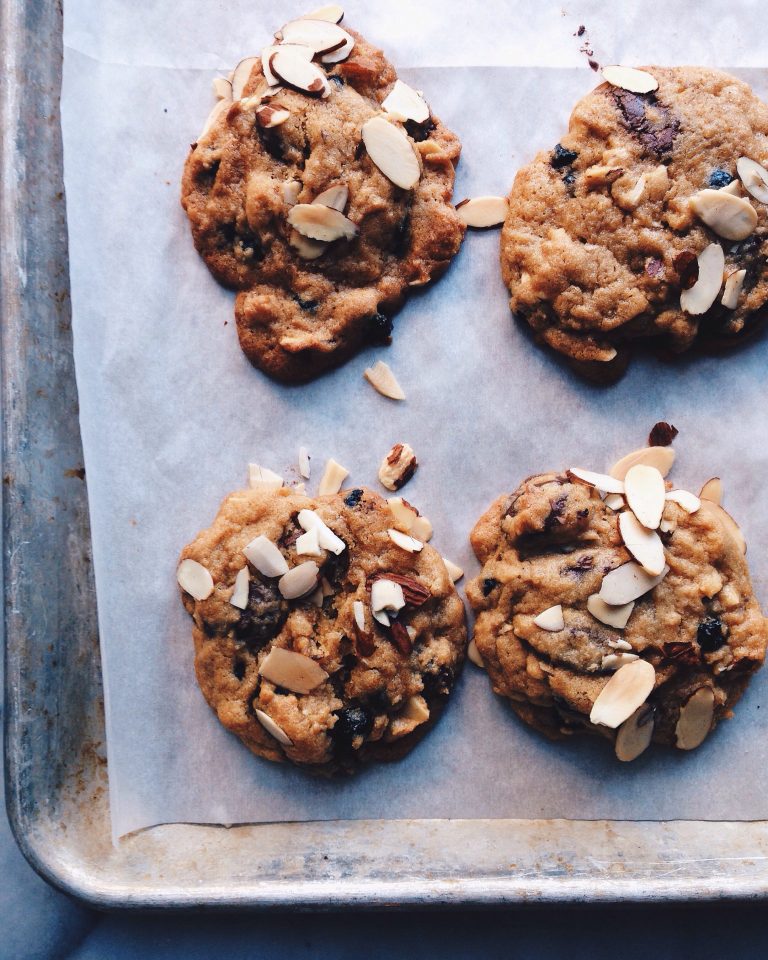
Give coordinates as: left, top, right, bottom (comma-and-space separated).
466, 460, 767, 760
181, 11, 464, 382
177, 485, 466, 773
501, 66, 768, 380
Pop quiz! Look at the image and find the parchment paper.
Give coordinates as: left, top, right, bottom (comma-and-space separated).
61, 0, 768, 840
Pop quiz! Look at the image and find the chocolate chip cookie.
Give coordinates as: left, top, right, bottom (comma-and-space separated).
177, 485, 466, 773
466, 442, 767, 760
181, 9, 464, 382
501, 66, 768, 380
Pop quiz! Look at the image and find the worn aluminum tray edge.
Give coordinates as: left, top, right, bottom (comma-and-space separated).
5, 0, 768, 910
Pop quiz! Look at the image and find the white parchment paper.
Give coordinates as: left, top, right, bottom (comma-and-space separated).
61, 0, 768, 839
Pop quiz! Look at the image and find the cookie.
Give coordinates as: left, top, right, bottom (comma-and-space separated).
500, 66, 768, 380
177, 485, 467, 773
466, 445, 768, 760
181, 10, 465, 382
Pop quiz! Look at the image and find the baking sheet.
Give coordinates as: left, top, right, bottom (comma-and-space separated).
61, 0, 768, 840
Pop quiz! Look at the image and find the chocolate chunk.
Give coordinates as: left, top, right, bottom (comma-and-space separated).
421, 664, 455, 702
697, 616, 726, 652
482, 577, 499, 596
232, 657, 247, 680
330, 705, 373, 755
663, 641, 699, 666
709, 168, 734, 189
612, 89, 680, 157
366, 312, 393, 344
388, 620, 412, 655
293, 294, 319, 313
404, 117, 436, 143
322, 541, 350, 587
551, 143, 579, 169
648, 421, 678, 446
343, 488, 364, 507
544, 494, 569, 530
235, 578, 289, 648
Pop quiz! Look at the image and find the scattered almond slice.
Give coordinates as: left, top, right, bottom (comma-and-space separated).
402, 694, 430, 724
602, 65, 658, 94
254, 708, 293, 746
288, 203, 357, 242
602, 652, 639, 670
410, 515, 433, 542
583, 165, 624, 190
231, 56, 259, 98
675, 686, 715, 750
387, 496, 419, 532
256, 104, 291, 128
443, 558, 464, 583
624, 464, 665, 529
608, 637, 633, 651
244, 535, 289, 578
387, 528, 423, 553
615, 704, 654, 762
609, 445, 675, 480
720, 180, 742, 196
587, 594, 635, 629
320, 35, 355, 64
378, 442, 417, 491
364, 360, 406, 401
177, 558, 215, 601
599, 561, 668, 606
298, 446, 311, 479
230, 566, 250, 609
618, 511, 665, 575
568, 467, 625, 495
302, 4, 344, 23
590, 658, 656, 729
680, 243, 725, 315
289, 229, 327, 260
248, 463, 284, 491
371, 578, 405, 626
199, 98, 230, 138
353, 599, 366, 631
736, 156, 768, 205
212, 76, 233, 101
259, 646, 328, 694
279, 17, 351, 54
699, 477, 722, 505
361, 116, 421, 190
721, 269, 747, 309
665, 489, 701, 514
624, 174, 646, 207
261, 44, 314, 86
283, 180, 301, 206
533, 604, 564, 631
455, 196, 508, 228
297, 509, 345, 554
689, 190, 757, 241
659, 518, 675, 534
313, 184, 348, 211
318, 458, 349, 496
706, 502, 747, 556
603, 493, 625, 511
382, 79, 430, 123
468, 638, 485, 668
296, 527, 322, 556
271, 49, 330, 97
278, 560, 320, 599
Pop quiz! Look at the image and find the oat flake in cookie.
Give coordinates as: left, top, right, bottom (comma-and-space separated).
181, 10, 465, 382
466, 444, 768, 761
177, 486, 466, 773
501, 66, 768, 380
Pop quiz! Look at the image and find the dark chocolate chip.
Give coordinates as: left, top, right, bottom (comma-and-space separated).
697, 616, 726, 652
322, 541, 350, 587
482, 577, 499, 597
404, 117, 436, 142
329, 74, 345, 87
330, 705, 373, 755
544, 494, 569, 530
293, 294, 318, 313
708, 168, 734, 189
648, 421, 678, 446
232, 657, 247, 680
562, 170, 577, 186
343, 488, 364, 507
421, 664, 455, 703
365, 312, 393, 344
612, 89, 680, 157
674, 250, 699, 290
551, 143, 579, 168
234, 578, 289, 649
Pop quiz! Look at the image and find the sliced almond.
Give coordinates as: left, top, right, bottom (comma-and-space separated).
256, 104, 290, 128
587, 594, 635, 629
618, 511, 665, 575
212, 76, 233, 101
583, 165, 624, 190
271, 49, 330, 98
278, 560, 320, 599
599, 561, 668, 606
301, 4, 344, 23
615, 704, 654, 762
675, 686, 715, 750
455, 195, 508, 228
177, 558, 215, 601
320, 35, 355, 64
410, 515, 433, 542
259, 646, 328, 694
624, 464, 665, 530
721, 180, 742, 196
699, 477, 722, 505
387, 496, 419, 533
279, 17, 350, 54
261, 44, 314, 87
308, 585, 324, 607
361, 116, 420, 190
248, 464, 284, 491
711, 503, 747, 556
298, 446, 311, 479
353, 599, 366, 632
721, 268, 747, 309
296, 509, 345, 554
230, 566, 250, 609
378, 442, 417, 491
680, 243, 725, 314
371, 578, 405, 626
533, 604, 564, 631
387, 528, 423, 553
318, 458, 349, 496
254, 708, 293, 746
609, 446, 675, 480
665, 489, 701, 514
624, 174, 647, 207
243, 535, 289, 578
231, 57, 259, 99
608, 637, 633, 651
443, 558, 464, 583
402, 694, 430, 724
659, 518, 675, 534
604, 493, 625, 511
602, 652, 639, 670
289, 229, 327, 260
382, 79, 430, 123
364, 360, 406, 401
313, 184, 348, 211
468, 638, 485, 668
199, 98, 230, 138
689, 190, 757, 241
282, 180, 302, 206
590, 658, 656, 729
288, 203, 357, 242
568, 467, 625, 495
736, 156, 768, 205
296, 527, 322, 556
602, 65, 658, 94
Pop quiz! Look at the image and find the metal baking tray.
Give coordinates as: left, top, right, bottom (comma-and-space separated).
5, 0, 768, 909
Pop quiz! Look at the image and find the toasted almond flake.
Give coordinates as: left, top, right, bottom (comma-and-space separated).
288, 203, 357, 242
410, 515, 433, 542
659, 518, 675, 534
624, 464, 665, 530
602, 65, 658, 94
280, 17, 350, 54
417, 139, 447, 160
296, 509, 346, 554
737, 156, 768, 205
230, 566, 250, 609
609, 446, 675, 480
298, 446, 311, 479
256, 104, 290, 128
212, 76, 233, 101
615, 704, 654, 762
675, 686, 715, 750
243, 535, 289, 578
583, 165, 624, 189
721, 180, 742, 196
271, 49, 330, 97
690, 189, 757, 241
364, 360, 406, 401
443, 558, 464, 582
248, 463, 284, 491
608, 637, 634, 651
533, 604, 564, 631
259, 646, 328, 694
371, 578, 405, 626
295, 527, 322, 556
599, 561, 668, 606
568, 467, 625, 494
680, 243, 725, 315
378, 442, 417, 491
278, 560, 320, 599
702, 501, 747, 555
282, 180, 302, 206
402, 694, 430, 724
602, 652, 639, 670
618, 511, 665, 575
313, 184, 348, 211
721, 268, 747, 309
260, 44, 314, 86
361, 116, 421, 190
590, 658, 656, 728
387, 528, 423, 553
468, 638, 485, 668
320, 35, 355, 64
699, 477, 722, 505
289, 228, 327, 260
231, 56, 259, 99
318, 458, 349, 496
254, 708, 293, 746
199, 98, 230, 138
603, 493, 625, 511
666, 489, 701, 513
353, 599, 366, 632
177, 558, 214, 601
587, 594, 635, 629
387, 496, 419, 533
455, 195, 508, 228
301, 4, 344, 23
382, 79, 430, 123
624, 173, 647, 207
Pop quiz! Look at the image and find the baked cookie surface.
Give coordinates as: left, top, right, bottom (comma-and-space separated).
177, 486, 466, 773
181, 14, 464, 382
501, 66, 768, 379
466, 447, 767, 760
